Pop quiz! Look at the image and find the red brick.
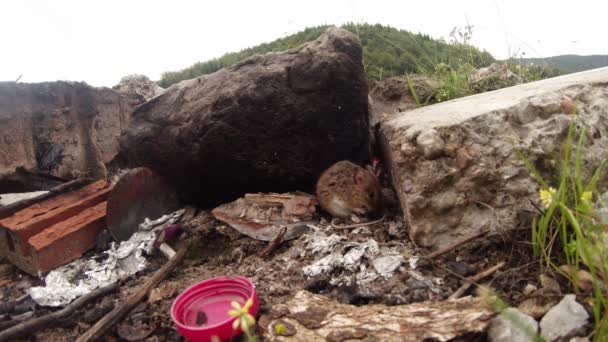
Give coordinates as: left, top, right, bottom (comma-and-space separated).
28, 202, 107, 274
0, 180, 112, 274
0, 180, 110, 255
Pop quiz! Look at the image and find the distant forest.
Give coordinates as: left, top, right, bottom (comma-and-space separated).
158, 23, 495, 88
519, 54, 608, 74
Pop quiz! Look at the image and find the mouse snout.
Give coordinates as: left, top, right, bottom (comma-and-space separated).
353, 207, 368, 216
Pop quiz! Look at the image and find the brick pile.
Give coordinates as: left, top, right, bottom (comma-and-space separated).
0, 180, 111, 274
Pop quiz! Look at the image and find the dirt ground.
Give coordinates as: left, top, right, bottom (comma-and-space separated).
0, 200, 555, 341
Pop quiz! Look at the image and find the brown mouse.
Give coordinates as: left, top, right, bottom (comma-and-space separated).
315, 160, 382, 219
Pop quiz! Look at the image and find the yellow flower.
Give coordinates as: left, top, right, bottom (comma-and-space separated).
228, 298, 256, 333
581, 191, 592, 203
540, 187, 556, 209
274, 323, 287, 335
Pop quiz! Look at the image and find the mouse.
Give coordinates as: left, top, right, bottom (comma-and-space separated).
315, 160, 382, 220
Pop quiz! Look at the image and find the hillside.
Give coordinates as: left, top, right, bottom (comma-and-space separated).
159, 23, 494, 87
519, 54, 608, 74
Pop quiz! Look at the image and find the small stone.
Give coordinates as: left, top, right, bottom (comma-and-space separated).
574, 270, 597, 293
558, 265, 597, 294
518, 297, 556, 320
540, 294, 589, 341
112, 74, 164, 100
522, 284, 537, 296
540, 275, 561, 294
488, 308, 538, 342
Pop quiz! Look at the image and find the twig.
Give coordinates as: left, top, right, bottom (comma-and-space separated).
76, 242, 189, 342
449, 261, 505, 300
529, 199, 544, 215
331, 214, 386, 229
0, 293, 32, 316
425, 229, 488, 260
0, 283, 117, 341
259, 227, 287, 258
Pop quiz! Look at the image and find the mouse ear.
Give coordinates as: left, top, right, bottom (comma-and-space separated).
354, 169, 365, 184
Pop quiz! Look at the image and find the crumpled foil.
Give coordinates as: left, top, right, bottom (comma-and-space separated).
29, 209, 184, 307
301, 229, 404, 287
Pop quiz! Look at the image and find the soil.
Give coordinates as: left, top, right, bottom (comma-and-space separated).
0, 201, 549, 341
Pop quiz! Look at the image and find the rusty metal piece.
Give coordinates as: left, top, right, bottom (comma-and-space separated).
106, 168, 179, 242
212, 192, 317, 241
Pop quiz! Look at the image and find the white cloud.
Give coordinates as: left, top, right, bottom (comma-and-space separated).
1, 0, 606, 86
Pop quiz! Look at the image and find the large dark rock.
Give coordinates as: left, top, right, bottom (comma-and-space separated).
0, 81, 143, 191
120, 27, 371, 205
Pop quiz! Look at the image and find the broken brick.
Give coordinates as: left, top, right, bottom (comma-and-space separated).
28, 202, 108, 274
0, 180, 110, 255
0, 180, 111, 274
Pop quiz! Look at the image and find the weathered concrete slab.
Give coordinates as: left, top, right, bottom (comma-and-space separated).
379, 67, 608, 248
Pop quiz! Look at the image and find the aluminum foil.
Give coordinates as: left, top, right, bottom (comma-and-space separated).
301, 229, 404, 287
29, 210, 184, 307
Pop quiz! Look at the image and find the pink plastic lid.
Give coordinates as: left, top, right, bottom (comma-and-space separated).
171, 276, 259, 342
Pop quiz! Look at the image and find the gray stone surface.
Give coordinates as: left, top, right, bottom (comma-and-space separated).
488, 308, 539, 342
379, 67, 608, 248
112, 74, 164, 100
368, 75, 440, 125
0, 81, 144, 183
540, 294, 589, 341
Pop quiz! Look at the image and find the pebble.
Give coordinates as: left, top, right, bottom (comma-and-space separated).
540, 294, 589, 341
488, 307, 538, 342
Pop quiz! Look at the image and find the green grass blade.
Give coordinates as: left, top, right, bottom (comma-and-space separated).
405, 74, 421, 107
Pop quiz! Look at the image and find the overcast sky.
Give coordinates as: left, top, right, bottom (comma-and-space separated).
1, 0, 606, 87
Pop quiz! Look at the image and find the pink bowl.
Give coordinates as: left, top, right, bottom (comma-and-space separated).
171, 276, 259, 342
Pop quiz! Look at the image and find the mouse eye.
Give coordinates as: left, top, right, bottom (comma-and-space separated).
370, 193, 375, 198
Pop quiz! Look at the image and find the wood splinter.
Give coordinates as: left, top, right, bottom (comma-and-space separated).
425, 229, 489, 260
331, 214, 386, 229
449, 261, 506, 300
259, 226, 287, 258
